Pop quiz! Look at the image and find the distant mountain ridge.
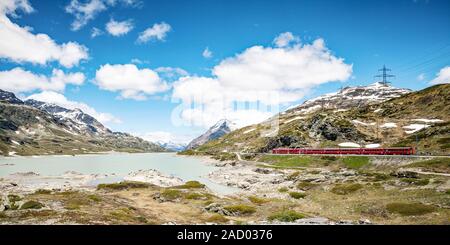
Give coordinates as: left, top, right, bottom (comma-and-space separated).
0, 89, 166, 156
156, 141, 187, 152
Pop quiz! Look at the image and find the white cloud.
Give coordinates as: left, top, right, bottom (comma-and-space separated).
94, 64, 169, 100
155, 67, 189, 80
65, 0, 141, 31
91, 27, 103, 38
273, 32, 300, 48
0, 67, 85, 93
26, 91, 121, 125
202, 47, 212, 58
136, 131, 192, 144
137, 22, 171, 43
0, 1, 88, 68
65, 0, 107, 31
429, 66, 450, 85
0, 0, 33, 16
105, 18, 133, 36
131, 58, 142, 64
172, 35, 352, 128
417, 73, 425, 81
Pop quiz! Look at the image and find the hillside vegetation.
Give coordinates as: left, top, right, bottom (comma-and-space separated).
189, 84, 450, 155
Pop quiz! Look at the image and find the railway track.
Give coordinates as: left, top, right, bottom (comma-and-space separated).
237, 152, 450, 158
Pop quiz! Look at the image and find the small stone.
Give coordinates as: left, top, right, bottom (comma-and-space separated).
358, 219, 372, 225
237, 181, 250, 189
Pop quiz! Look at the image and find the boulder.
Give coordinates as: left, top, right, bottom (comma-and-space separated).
254, 168, 271, 174
390, 170, 418, 179
204, 203, 232, 216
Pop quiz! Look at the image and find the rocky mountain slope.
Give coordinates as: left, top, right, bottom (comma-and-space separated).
0, 89, 166, 156
24, 99, 111, 136
192, 83, 449, 155
186, 119, 237, 149
284, 82, 411, 115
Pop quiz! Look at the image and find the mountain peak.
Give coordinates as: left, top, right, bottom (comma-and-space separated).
0, 89, 23, 104
186, 119, 236, 150
211, 119, 237, 131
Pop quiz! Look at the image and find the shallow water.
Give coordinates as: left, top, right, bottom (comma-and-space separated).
0, 152, 237, 195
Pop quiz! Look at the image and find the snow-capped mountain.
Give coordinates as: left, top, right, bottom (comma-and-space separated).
0, 89, 23, 104
0, 90, 166, 156
285, 82, 411, 115
186, 119, 237, 149
156, 141, 187, 152
25, 99, 111, 135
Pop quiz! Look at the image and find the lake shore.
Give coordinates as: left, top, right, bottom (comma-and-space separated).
1, 153, 449, 224
0, 152, 237, 196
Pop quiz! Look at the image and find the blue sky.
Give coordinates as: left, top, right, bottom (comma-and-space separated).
0, 0, 449, 143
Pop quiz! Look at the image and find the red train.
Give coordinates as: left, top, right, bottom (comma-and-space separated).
271, 147, 415, 155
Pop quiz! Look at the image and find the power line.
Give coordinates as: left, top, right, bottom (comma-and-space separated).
395, 41, 450, 70
397, 50, 450, 73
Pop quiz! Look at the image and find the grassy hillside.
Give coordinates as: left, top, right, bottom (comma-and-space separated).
189, 84, 450, 155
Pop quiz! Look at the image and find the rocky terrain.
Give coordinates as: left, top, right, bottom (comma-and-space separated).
284, 82, 411, 114
1, 154, 448, 225
191, 83, 449, 155
0, 89, 166, 156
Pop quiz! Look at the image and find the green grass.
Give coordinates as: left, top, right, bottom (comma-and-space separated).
361, 171, 391, 181
175, 180, 205, 189
223, 204, 256, 215
409, 158, 450, 173
206, 214, 229, 223
109, 208, 143, 223
64, 196, 91, 210
288, 192, 307, 199
286, 171, 301, 180
160, 189, 183, 201
259, 155, 313, 168
331, 183, 363, 195
87, 194, 102, 202
268, 210, 305, 222
248, 196, 269, 205
386, 202, 436, 216
7, 194, 22, 202
20, 200, 44, 210
400, 178, 430, 186
97, 181, 150, 190
278, 187, 289, 193
185, 192, 205, 200
342, 156, 369, 169
34, 189, 52, 194
211, 152, 237, 161
296, 181, 318, 191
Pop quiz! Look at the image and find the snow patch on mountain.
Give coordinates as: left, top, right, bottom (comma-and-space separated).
403, 124, 430, 134
25, 99, 111, 136
338, 142, 361, 148
381, 122, 397, 128
286, 82, 411, 115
